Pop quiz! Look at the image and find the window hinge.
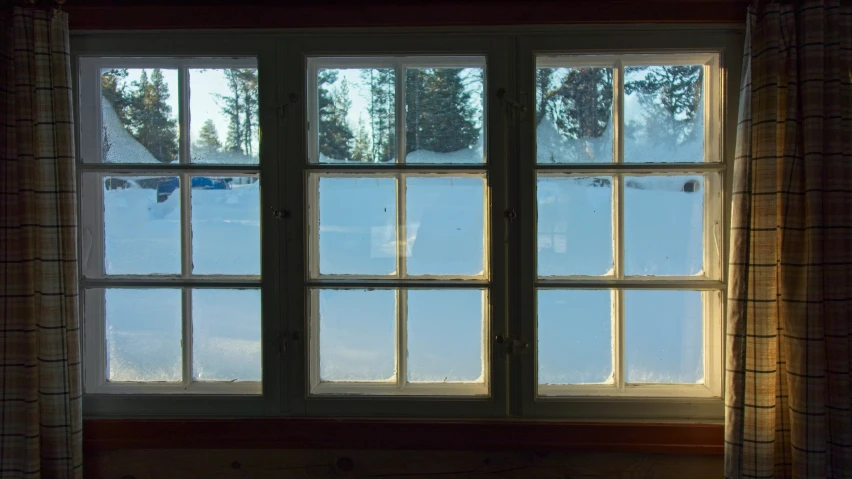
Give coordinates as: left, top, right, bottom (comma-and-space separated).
270, 207, 291, 220
495, 335, 529, 355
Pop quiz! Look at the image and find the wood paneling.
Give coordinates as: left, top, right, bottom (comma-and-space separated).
66, 0, 750, 30
84, 448, 723, 479
84, 419, 724, 455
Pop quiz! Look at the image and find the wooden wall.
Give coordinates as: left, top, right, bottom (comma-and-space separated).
85, 449, 722, 479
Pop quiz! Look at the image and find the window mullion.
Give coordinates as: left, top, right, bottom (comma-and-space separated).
395, 60, 408, 391
178, 67, 193, 388
613, 60, 626, 392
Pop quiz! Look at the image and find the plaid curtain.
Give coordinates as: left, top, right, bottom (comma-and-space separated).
0, 6, 82, 479
725, 1, 852, 478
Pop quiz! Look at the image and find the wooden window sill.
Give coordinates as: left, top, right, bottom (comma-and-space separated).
83, 419, 723, 455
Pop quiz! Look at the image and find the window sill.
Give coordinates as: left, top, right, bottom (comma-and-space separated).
83, 418, 723, 455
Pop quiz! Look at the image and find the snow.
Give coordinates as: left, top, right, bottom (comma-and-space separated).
99, 103, 708, 387
102, 98, 159, 164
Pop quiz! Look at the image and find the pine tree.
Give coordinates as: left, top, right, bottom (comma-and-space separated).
129, 68, 178, 163
351, 114, 371, 162
194, 119, 221, 160
218, 69, 244, 154
552, 67, 613, 140
405, 68, 478, 154
535, 67, 555, 126
625, 65, 703, 144
362, 68, 395, 162
238, 69, 258, 157
318, 70, 354, 160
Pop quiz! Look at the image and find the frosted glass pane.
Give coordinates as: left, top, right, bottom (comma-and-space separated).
316, 68, 396, 163
105, 289, 181, 382
404, 66, 484, 164
191, 177, 260, 275
103, 176, 181, 275
316, 176, 397, 276
407, 290, 484, 383
193, 289, 261, 381
535, 65, 614, 163
624, 65, 705, 163
318, 289, 395, 382
537, 290, 613, 385
100, 68, 179, 163
624, 176, 704, 276
189, 68, 259, 164
625, 290, 703, 384
406, 177, 485, 276
537, 176, 613, 276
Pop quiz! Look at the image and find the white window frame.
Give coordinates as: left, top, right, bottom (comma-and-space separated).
71, 27, 742, 420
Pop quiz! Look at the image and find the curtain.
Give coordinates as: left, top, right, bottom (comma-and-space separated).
0, 6, 82, 479
725, 1, 852, 478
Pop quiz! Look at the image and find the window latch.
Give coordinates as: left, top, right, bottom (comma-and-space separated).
495, 335, 529, 355
270, 207, 291, 220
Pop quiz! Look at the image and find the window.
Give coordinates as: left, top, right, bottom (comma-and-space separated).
530, 54, 723, 399
78, 58, 263, 395
73, 29, 737, 419
305, 57, 489, 396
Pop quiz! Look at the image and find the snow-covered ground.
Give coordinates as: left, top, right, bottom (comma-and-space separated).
98, 98, 705, 387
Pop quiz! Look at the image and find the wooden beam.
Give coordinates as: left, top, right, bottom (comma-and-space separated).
66, 1, 749, 30
84, 419, 724, 455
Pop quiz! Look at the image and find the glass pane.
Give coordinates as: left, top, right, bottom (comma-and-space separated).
624, 176, 704, 276
535, 65, 613, 164
100, 68, 179, 163
404, 66, 484, 164
103, 175, 181, 275
193, 289, 261, 382
625, 290, 703, 384
105, 289, 181, 382
316, 176, 397, 276
406, 176, 485, 276
407, 290, 484, 383
191, 176, 260, 275
317, 289, 396, 382
537, 290, 613, 385
316, 68, 396, 163
189, 68, 259, 164
537, 176, 613, 276
624, 65, 704, 163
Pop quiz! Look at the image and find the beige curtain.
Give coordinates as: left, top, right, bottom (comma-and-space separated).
725, 0, 852, 477
0, 6, 82, 479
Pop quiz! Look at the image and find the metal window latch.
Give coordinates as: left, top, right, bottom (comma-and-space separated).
270, 207, 291, 220
496, 88, 528, 115
504, 207, 518, 221
495, 335, 529, 355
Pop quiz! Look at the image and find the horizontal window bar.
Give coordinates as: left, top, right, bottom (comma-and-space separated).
309, 56, 486, 69
535, 279, 724, 290
304, 164, 487, 174
535, 163, 725, 174
78, 163, 261, 174
306, 278, 489, 289
536, 53, 717, 68
82, 277, 262, 288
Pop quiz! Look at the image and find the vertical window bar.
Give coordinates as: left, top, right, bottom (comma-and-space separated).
613, 60, 626, 391
182, 287, 193, 388
394, 61, 408, 390
178, 68, 193, 387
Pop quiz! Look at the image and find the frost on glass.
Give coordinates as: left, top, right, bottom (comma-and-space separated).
625, 290, 703, 384
537, 176, 613, 276
624, 65, 704, 163
191, 176, 260, 275
624, 176, 704, 276
407, 290, 484, 383
316, 176, 396, 276
534, 65, 613, 163
103, 175, 181, 275
190, 68, 260, 165
315, 68, 396, 163
100, 68, 179, 163
404, 67, 484, 164
406, 176, 485, 276
192, 289, 261, 382
105, 288, 181, 382
318, 289, 395, 382
537, 289, 613, 385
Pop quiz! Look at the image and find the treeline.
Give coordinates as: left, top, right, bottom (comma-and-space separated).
318, 68, 481, 162
535, 65, 703, 160
101, 68, 258, 163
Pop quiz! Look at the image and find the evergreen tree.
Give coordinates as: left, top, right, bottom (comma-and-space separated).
216, 69, 259, 157
238, 69, 259, 157
552, 67, 613, 140
351, 114, 371, 163
317, 70, 354, 160
535, 67, 556, 127
405, 68, 478, 154
101, 68, 132, 127
625, 65, 703, 144
194, 119, 221, 160
362, 68, 395, 162
129, 68, 178, 163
